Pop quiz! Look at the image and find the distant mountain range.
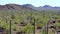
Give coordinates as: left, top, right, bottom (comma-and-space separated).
0, 4, 60, 11
22, 4, 60, 11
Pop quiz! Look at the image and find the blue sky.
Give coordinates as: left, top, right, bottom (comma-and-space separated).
0, 0, 60, 7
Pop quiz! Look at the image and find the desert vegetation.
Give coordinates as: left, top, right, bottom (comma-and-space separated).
0, 5, 60, 34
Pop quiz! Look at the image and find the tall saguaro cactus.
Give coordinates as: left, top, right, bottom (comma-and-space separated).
34, 18, 36, 34
10, 20, 11, 34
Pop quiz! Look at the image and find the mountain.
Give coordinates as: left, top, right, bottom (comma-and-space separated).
22, 4, 60, 11
40, 5, 60, 10
22, 4, 34, 8
22, 4, 37, 10
42, 5, 52, 8
0, 4, 23, 10
0, 4, 60, 11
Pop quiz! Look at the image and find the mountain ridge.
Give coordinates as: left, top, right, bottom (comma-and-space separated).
0, 4, 60, 11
